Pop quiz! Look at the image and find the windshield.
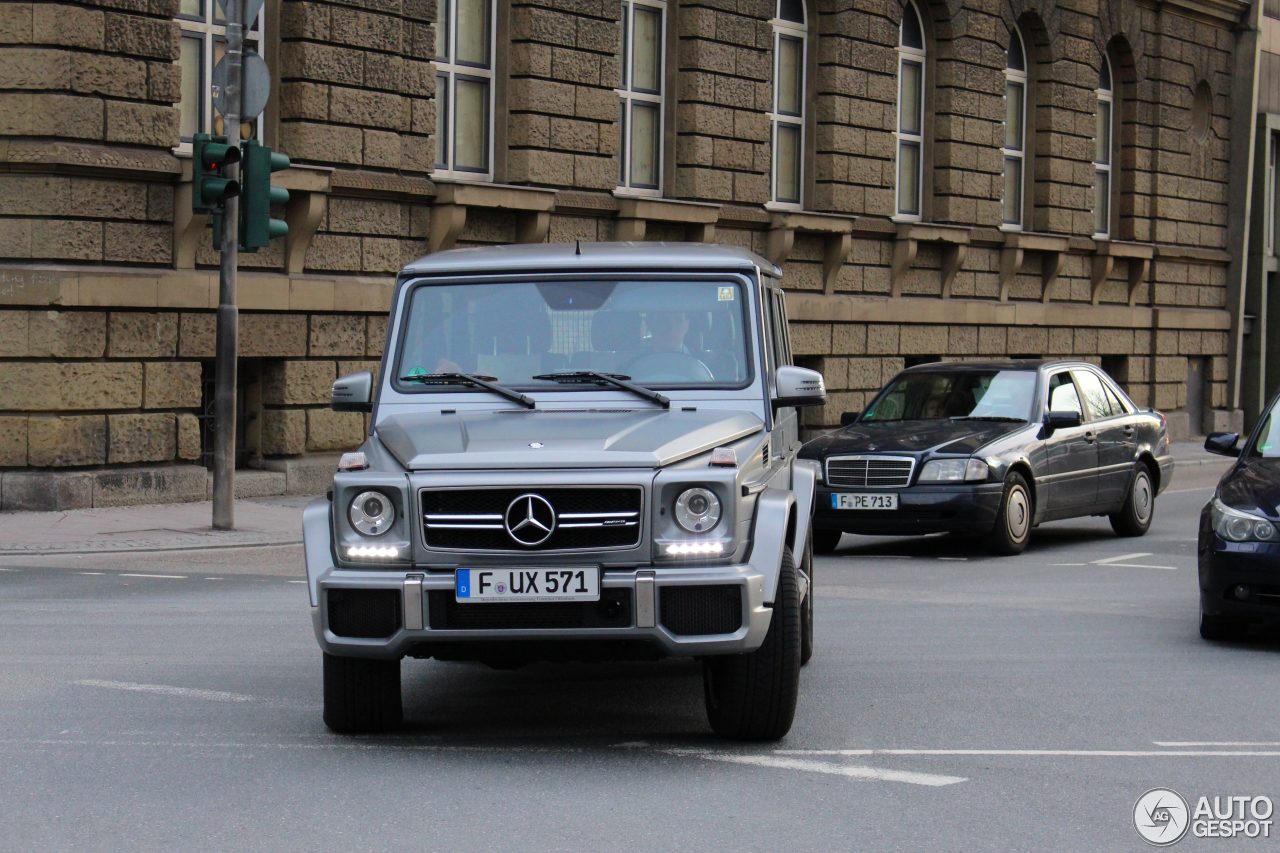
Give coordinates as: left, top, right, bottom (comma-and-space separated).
396, 279, 751, 390
862, 370, 1037, 422
1250, 399, 1280, 458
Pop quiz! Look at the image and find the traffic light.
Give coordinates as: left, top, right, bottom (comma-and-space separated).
191, 132, 240, 215
239, 139, 290, 252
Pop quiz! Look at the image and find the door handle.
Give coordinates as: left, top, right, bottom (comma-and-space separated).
1123, 425, 1135, 436
1084, 431, 1096, 444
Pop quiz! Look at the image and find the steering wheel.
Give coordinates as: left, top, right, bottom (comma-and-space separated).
620, 351, 715, 383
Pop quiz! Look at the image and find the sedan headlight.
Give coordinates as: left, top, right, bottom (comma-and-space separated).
1210, 498, 1280, 543
918, 458, 989, 483
675, 487, 722, 533
349, 490, 395, 536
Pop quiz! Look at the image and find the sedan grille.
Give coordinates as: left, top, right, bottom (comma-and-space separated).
421, 487, 643, 552
825, 455, 916, 489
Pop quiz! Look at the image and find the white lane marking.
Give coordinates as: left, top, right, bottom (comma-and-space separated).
118, 573, 186, 579
0, 567, 17, 572
937, 557, 968, 562
77, 572, 105, 576
1154, 741, 1280, 747
203, 577, 223, 581
286, 580, 307, 584
776, 748, 1280, 757
1090, 552, 1176, 571
1094, 552, 1152, 565
1164, 486, 1217, 495
665, 749, 965, 787
1051, 563, 1088, 567
76, 680, 256, 704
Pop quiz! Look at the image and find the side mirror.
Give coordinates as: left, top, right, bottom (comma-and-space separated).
840, 411, 861, 427
331, 371, 373, 413
1044, 410, 1082, 433
774, 365, 826, 408
1204, 431, 1240, 457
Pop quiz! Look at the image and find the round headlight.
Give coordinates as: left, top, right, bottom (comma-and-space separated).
349, 490, 394, 536
1256, 520, 1277, 541
1224, 515, 1255, 542
675, 487, 721, 533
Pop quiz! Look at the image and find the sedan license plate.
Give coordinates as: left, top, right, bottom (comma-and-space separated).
832, 493, 898, 510
455, 567, 600, 603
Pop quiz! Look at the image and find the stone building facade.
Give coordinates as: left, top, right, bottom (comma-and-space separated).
0, 0, 1254, 509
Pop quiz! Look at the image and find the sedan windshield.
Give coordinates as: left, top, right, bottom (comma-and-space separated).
396, 279, 751, 390
862, 370, 1036, 423
1250, 399, 1280, 458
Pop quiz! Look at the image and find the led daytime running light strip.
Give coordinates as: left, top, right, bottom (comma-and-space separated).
346, 545, 401, 559
665, 541, 725, 556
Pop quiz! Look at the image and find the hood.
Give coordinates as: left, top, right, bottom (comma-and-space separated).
1219, 458, 1280, 519
801, 418, 1028, 457
375, 408, 764, 470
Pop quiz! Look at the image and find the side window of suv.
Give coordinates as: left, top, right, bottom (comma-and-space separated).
1047, 372, 1083, 415
1072, 370, 1115, 421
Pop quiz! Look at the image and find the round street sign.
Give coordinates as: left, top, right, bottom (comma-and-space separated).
212, 50, 271, 121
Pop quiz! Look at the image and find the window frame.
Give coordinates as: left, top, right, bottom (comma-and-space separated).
1002, 27, 1028, 230
617, 0, 667, 196
1267, 130, 1278, 257
175, 0, 265, 153
433, 0, 497, 181
769, 1, 807, 208
1094, 55, 1115, 239
895, 0, 926, 221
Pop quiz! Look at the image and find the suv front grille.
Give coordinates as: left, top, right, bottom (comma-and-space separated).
825, 455, 915, 489
421, 487, 643, 552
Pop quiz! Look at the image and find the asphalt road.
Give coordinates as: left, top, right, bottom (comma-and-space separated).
3, 463, 1278, 851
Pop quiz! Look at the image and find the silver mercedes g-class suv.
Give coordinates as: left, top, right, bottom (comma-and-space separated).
303, 242, 825, 740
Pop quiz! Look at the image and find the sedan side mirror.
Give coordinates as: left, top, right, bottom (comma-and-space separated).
1204, 431, 1240, 457
1044, 410, 1082, 433
332, 371, 374, 413
774, 365, 826, 408
840, 411, 861, 427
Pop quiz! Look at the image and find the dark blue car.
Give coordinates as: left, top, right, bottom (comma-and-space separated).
1198, 389, 1280, 640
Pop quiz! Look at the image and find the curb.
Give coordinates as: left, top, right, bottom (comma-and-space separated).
0, 538, 303, 558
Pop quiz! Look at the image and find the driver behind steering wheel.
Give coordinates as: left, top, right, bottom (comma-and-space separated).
618, 310, 715, 381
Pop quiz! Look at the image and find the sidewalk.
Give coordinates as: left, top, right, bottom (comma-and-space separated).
0, 440, 1234, 557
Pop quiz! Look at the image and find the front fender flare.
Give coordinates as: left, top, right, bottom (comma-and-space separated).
791, 458, 820, 559
747, 487, 795, 604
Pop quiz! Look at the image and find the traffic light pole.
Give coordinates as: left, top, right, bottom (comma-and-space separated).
213, 0, 244, 530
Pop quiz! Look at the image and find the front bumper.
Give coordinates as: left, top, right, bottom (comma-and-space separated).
1198, 517, 1280, 621
813, 482, 1004, 535
310, 563, 771, 660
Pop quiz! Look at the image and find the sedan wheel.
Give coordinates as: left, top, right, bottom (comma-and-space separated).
1110, 464, 1155, 537
989, 472, 1032, 556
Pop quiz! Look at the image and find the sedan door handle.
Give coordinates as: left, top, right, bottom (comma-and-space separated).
1123, 425, 1135, 436
1084, 431, 1096, 443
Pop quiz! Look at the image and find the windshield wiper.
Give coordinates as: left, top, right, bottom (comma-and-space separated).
531, 370, 670, 409
398, 372, 536, 409
950, 415, 1026, 423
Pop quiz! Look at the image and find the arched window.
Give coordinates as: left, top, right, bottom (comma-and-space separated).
896, 1, 926, 219
1002, 28, 1027, 228
434, 0, 496, 180
619, 0, 666, 194
1094, 55, 1114, 238
771, 0, 806, 206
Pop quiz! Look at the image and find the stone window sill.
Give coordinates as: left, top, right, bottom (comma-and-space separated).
892, 222, 970, 298
429, 181, 558, 253
765, 211, 857, 294
1090, 239, 1154, 305
613, 197, 720, 242
999, 231, 1070, 302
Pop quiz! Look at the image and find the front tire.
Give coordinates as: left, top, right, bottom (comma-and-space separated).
323, 652, 403, 733
812, 528, 842, 554
989, 472, 1033, 556
799, 530, 814, 666
1199, 611, 1244, 642
1110, 464, 1155, 537
703, 547, 801, 741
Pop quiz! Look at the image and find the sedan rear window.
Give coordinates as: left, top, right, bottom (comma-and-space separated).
862, 370, 1036, 422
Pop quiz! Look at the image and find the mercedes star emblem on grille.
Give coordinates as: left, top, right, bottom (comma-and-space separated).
504, 493, 557, 546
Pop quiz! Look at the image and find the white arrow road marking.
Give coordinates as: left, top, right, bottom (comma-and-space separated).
663, 748, 966, 787
76, 680, 256, 704
1090, 552, 1176, 570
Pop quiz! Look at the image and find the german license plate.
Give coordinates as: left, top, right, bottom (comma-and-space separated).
832, 493, 898, 510
455, 567, 600, 603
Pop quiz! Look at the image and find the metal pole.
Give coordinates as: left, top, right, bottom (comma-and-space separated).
213, 0, 244, 530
